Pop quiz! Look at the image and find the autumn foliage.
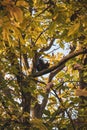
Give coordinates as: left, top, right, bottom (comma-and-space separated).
0, 0, 87, 130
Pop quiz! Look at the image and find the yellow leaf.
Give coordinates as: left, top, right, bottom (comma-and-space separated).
75, 88, 87, 97
0, 19, 3, 26
23, 112, 30, 118
16, 0, 29, 7
2, 28, 8, 41
31, 118, 48, 130
2, 24, 24, 45
7, 6, 23, 23
9, 25, 24, 44
1, 0, 12, 5
52, 14, 59, 21
12, 115, 17, 120
13, 7, 23, 23
68, 22, 80, 36
6, 6, 14, 21
13, 21, 20, 28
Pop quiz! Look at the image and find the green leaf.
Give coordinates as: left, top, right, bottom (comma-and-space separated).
43, 109, 50, 116
68, 22, 80, 36
31, 118, 48, 130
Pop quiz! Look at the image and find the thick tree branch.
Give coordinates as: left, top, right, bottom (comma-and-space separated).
33, 82, 53, 118
40, 82, 53, 113
6, 47, 31, 115
48, 64, 65, 82
23, 54, 29, 69
31, 48, 87, 77
48, 44, 75, 82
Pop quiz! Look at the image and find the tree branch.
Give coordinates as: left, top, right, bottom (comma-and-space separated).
40, 38, 55, 52
23, 54, 29, 69
52, 88, 76, 130
30, 48, 87, 119
31, 48, 87, 77
36, 5, 51, 17
33, 82, 53, 118
48, 64, 65, 82
34, 28, 48, 44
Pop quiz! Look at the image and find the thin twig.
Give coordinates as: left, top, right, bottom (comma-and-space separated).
34, 27, 49, 44
36, 5, 51, 17
40, 38, 55, 52
47, 46, 60, 54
